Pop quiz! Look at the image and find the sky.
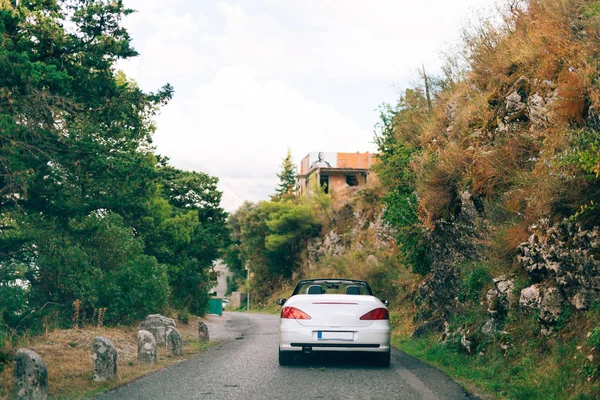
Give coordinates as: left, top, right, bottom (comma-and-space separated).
117, 0, 495, 211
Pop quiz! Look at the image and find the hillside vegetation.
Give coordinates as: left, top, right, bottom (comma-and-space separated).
229, 0, 600, 398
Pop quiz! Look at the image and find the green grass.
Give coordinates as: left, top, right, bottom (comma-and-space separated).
393, 311, 600, 400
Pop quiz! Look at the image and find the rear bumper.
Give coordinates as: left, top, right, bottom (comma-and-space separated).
279, 320, 390, 353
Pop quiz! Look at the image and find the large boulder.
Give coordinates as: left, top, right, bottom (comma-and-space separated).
14, 349, 48, 400
137, 330, 157, 364
139, 314, 176, 346
92, 337, 117, 382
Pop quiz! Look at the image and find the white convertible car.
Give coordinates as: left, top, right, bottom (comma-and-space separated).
277, 278, 391, 366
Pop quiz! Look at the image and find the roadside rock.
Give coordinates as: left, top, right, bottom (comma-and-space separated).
167, 327, 183, 356
482, 317, 503, 336
198, 321, 210, 342
137, 330, 157, 364
482, 275, 514, 337
539, 287, 566, 336
506, 91, 526, 115
323, 230, 346, 256
460, 331, 477, 355
517, 220, 600, 311
139, 314, 176, 346
520, 284, 543, 310
14, 349, 48, 400
92, 337, 117, 382
528, 92, 549, 128
519, 284, 568, 336
494, 275, 515, 301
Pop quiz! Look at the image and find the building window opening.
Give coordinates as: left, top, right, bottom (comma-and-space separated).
320, 175, 329, 194
346, 175, 359, 186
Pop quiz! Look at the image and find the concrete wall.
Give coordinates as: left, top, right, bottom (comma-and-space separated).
210, 260, 233, 298
230, 292, 247, 309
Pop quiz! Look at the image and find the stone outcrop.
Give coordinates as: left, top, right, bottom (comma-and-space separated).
416, 191, 482, 322
137, 330, 157, 363
439, 324, 478, 355
198, 321, 209, 342
14, 349, 48, 400
167, 327, 183, 356
306, 206, 395, 269
322, 230, 345, 256
538, 287, 566, 336
92, 337, 117, 382
414, 264, 461, 322
139, 314, 176, 346
482, 275, 514, 336
460, 331, 477, 355
528, 92, 550, 128
519, 284, 567, 336
518, 220, 600, 310
506, 90, 527, 117
519, 284, 543, 310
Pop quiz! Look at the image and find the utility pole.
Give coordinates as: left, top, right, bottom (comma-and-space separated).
245, 264, 250, 311
422, 64, 432, 111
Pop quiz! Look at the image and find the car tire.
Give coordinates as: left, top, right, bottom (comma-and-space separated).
373, 349, 390, 367
279, 348, 293, 366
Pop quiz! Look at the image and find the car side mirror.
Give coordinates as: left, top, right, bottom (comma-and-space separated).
276, 298, 286, 306
381, 299, 389, 307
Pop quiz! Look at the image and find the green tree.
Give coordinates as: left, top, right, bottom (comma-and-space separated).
227, 200, 320, 299
0, 0, 226, 346
136, 164, 228, 314
274, 148, 297, 200
374, 90, 432, 275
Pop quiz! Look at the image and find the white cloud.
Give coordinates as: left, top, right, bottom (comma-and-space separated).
117, 0, 495, 211
152, 65, 372, 210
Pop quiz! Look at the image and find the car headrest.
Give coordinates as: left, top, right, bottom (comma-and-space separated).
306, 285, 323, 295
345, 285, 361, 295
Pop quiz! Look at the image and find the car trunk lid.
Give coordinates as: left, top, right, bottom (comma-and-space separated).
285, 294, 384, 328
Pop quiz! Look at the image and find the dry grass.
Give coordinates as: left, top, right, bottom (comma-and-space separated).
0, 315, 213, 399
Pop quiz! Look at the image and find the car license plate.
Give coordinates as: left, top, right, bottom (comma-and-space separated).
317, 331, 354, 341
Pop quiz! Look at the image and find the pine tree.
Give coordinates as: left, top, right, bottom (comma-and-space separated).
275, 149, 297, 199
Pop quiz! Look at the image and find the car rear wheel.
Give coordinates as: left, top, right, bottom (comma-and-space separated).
279, 348, 293, 366
373, 349, 390, 367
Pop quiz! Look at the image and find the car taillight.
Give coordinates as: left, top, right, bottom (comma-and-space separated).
280, 306, 311, 320
359, 308, 389, 320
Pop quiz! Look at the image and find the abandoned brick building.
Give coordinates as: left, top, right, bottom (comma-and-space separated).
297, 152, 377, 202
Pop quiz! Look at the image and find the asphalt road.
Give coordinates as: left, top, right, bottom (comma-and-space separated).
99, 312, 473, 400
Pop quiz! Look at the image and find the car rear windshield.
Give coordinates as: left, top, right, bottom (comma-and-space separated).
293, 280, 372, 296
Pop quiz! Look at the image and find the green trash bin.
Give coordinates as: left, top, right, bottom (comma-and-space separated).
208, 298, 223, 316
